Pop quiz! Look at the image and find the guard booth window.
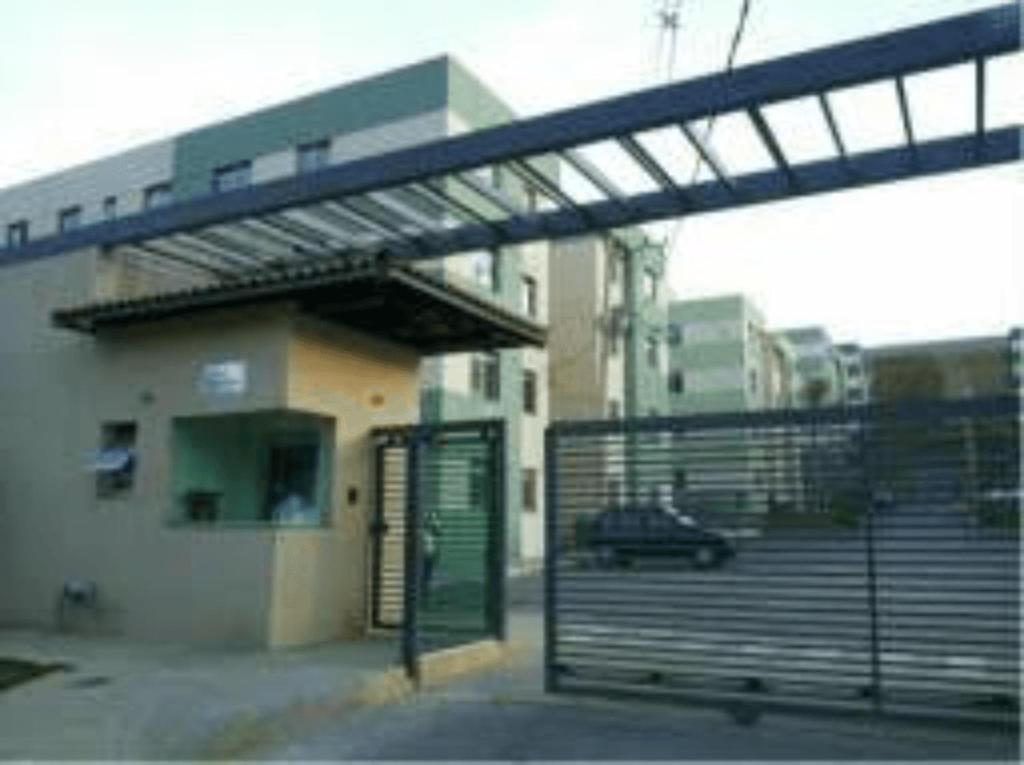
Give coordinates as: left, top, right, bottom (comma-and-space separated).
171, 410, 334, 526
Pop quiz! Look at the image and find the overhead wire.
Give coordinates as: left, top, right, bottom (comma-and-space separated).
667, 0, 754, 258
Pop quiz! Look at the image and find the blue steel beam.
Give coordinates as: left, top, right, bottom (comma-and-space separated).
0, 4, 1018, 266
391, 127, 1020, 260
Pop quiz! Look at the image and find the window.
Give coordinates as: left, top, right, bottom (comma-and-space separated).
646, 336, 659, 369
667, 323, 682, 346
523, 369, 538, 415
472, 250, 500, 293
471, 352, 501, 401
607, 247, 621, 284
608, 399, 621, 419
669, 370, 685, 394
608, 311, 621, 356
524, 186, 539, 213
144, 183, 172, 210
6, 220, 29, 249
297, 139, 330, 174
643, 270, 657, 301
212, 161, 252, 193
102, 196, 118, 220
523, 468, 538, 513
521, 275, 538, 317
96, 422, 138, 498
172, 411, 333, 526
58, 206, 82, 234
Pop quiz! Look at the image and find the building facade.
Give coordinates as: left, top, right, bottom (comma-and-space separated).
548, 230, 668, 423
667, 294, 797, 415
0, 57, 548, 641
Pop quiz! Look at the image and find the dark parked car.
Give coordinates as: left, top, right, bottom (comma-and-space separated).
588, 505, 735, 569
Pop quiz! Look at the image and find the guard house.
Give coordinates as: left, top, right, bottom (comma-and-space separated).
4, 252, 542, 647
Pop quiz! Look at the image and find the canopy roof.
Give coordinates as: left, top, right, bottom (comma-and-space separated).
52, 255, 546, 353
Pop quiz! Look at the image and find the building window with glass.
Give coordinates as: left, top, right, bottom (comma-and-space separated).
212, 161, 252, 193
472, 250, 501, 293
667, 323, 682, 346
102, 196, 118, 220
471, 352, 501, 401
608, 246, 622, 284
523, 369, 538, 415
523, 468, 538, 513
58, 206, 82, 234
646, 336, 659, 369
144, 183, 173, 210
643, 270, 657, 301
521, 274, 538, 317
6, 220, 29, 248
297, 139, 330, 174
608, 311, 621, 356
171, 411, 334, 526
95, 421, 138, 499
669, 370, 685, 394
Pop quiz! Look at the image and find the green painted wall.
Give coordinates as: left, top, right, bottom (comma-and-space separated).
447, 57, 517, 130
172, 57, 452, 200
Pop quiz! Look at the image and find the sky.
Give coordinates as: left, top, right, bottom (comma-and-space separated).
0, 0, 1020, 345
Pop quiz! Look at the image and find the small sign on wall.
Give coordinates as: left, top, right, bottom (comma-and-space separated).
198, 360, 248, 396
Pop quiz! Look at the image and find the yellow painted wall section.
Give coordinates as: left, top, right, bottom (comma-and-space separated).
269, 316, 420, 647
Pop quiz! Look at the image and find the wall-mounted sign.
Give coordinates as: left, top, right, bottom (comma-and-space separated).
198, 360, 248, 396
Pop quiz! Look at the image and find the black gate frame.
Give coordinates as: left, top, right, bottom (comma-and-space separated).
370, 419, 507, 681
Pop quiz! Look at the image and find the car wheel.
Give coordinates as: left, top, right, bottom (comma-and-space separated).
595, 545, 618, 569
693, 545, 719, 570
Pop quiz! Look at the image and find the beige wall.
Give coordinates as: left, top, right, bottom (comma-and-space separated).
0, 247, 421, 646
0, 251, 292, 644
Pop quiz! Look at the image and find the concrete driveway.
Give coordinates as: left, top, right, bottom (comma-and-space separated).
256, 607, 1018, 762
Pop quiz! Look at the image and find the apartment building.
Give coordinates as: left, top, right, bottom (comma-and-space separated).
548, 230, 668, 422
0, 57, 549, 642
667, 294, 797, 415
779, 326, 846, 407
834, 343, 870, 405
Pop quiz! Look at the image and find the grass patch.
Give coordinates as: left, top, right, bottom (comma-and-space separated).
0, 658, 67, 692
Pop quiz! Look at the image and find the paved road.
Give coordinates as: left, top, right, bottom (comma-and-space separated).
256, 610, 1018, 762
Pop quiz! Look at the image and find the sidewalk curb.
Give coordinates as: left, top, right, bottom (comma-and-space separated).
193, 639, 523, 759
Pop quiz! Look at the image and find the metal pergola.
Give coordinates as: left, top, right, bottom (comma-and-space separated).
1, 4, 1019, 280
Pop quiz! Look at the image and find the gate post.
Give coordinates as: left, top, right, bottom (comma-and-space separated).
487, 421, 508, 641
402, 426, 425, 683
543, 426, 558, 693
858, 410, 883, 712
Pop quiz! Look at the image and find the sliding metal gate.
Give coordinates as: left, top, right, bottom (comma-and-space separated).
545, 397, 1020, 725
371, 420, 506, 679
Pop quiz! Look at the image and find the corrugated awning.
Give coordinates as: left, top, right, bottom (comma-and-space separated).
52, 255, 546, 353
